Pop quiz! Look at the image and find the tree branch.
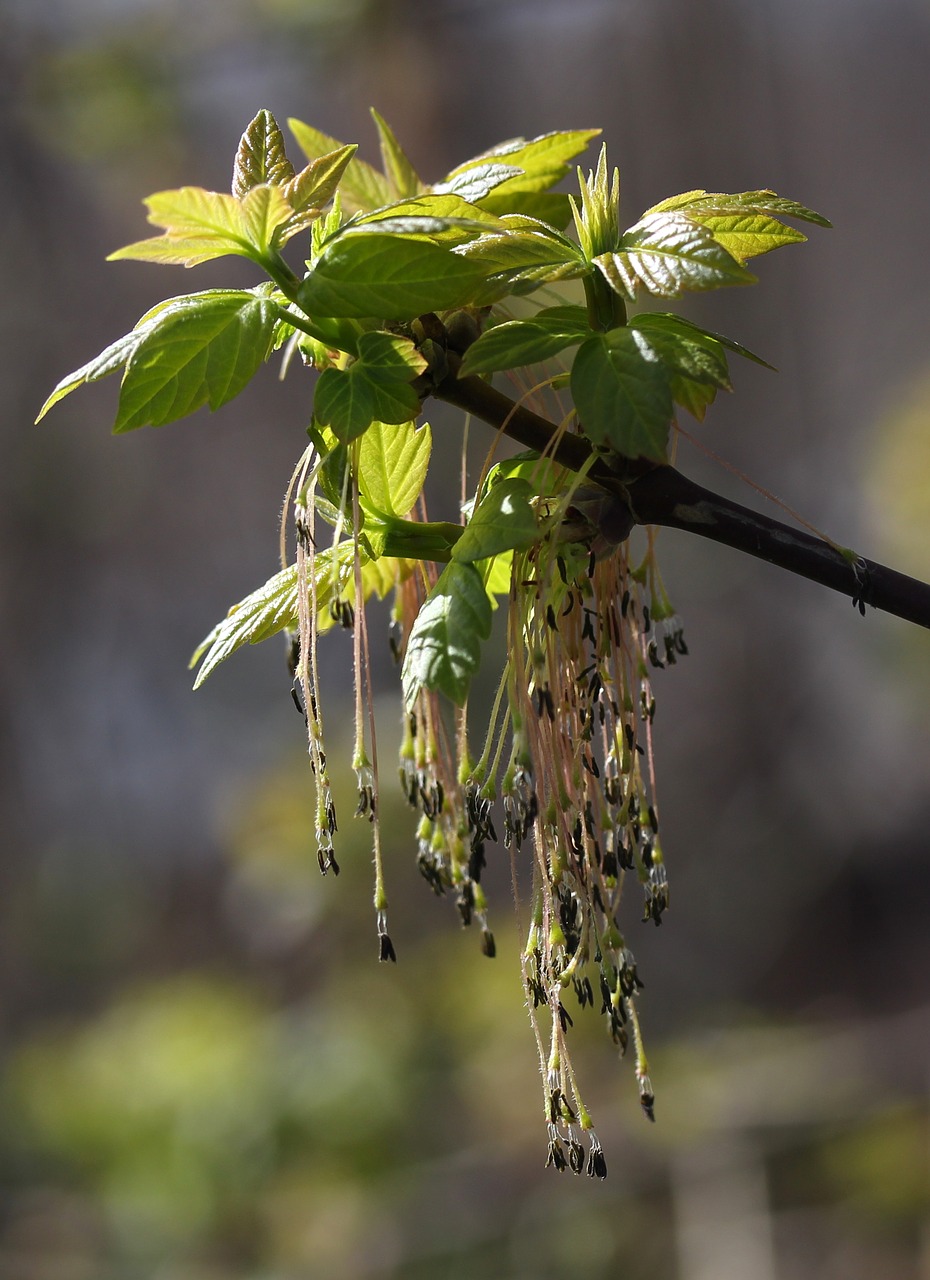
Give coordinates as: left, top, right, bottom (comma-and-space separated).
433, 358, 930, 631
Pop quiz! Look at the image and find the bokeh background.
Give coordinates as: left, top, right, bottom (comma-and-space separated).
2, 1, 930, 1277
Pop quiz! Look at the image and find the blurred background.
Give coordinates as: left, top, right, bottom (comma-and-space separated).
2, 1, 930, 1276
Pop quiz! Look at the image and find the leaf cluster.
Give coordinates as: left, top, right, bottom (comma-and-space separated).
39, 107, 828, 703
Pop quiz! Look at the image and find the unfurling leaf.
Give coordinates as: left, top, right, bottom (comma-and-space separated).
232, 109, 295, 198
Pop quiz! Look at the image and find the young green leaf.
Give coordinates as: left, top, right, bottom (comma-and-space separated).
354, 193, 501, 243
401, 560, 493, 706
314, 367, 377, 442
357, 420, 432, 517
594, 211, 755, 299
451, 477, 540, 563
36, 329, 145, 422
371, 108, 422, 199
232, 109, 295, 198
629, 314, 731, 387
114, 289, 278, 431
108, 187, 257, 267
314, 332, 427, 441
448, 129, 600, 198
432, 163, 523, 204
456, 219, 587, 291
459, 305, 590, 376
648, 189, 831, 261
191, 563, 300, 688
288, 117, 393, 213
298, 233, 492, 320
628, 313, 731, 422
570, 328, 673, 462
281, 145, 357, 221
240, 184, 295, 255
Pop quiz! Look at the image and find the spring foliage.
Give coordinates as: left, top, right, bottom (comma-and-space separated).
40, 108, 828, 1175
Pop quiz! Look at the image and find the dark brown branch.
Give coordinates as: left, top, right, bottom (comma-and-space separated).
434, 359, 930, 631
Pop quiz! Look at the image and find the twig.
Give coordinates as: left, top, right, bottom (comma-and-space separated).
434, 359, 930, 631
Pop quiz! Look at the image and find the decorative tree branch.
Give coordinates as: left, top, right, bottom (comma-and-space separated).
435, 355, 930, 631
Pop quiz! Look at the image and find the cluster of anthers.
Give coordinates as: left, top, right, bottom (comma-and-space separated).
287, 430, 687, 1177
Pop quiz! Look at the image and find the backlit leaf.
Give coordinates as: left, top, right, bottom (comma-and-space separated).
281, 144, 357, 216
449, 130, 600, 198
371, 108, 422, 198
241, 184, 294, 253
432, 162, 523, 203
114, 290, 277, 431
36, 329, 144, 422
358, 420, 432, 517
459, 305, 589, 376
298, 233, 491, 320
402, 560, 492, 706
595, 211, 754, 299
452, 478, 540, 563
288, 117, 393, 213
314, 367, 376, 442
232, 109, 294, 198
570, 328, 673, 461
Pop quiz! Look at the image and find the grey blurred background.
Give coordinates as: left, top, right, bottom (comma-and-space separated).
2, 1, 930, 1277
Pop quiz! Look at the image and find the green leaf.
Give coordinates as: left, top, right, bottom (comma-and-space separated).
479, 549, 514, 602
485, 450, 566, 497
357, 420, 432, 517
455, 216, 583, 276
288, 117, 393, 213
108, 187, 256, 267
298, 233, 492, 320
594, 211, 755, 299
114, 290, 278, 431
432, 163, 523, 203
449, 130, 600, 198
371, 108, 422, 198
232, 109, 294, 198
452, 478, 539, 563
629, 313, 731, 422
36, 329, 144, 422
571, 328, 673, 461
191, 564, 299, 688
459, 305, 590, 376
314, 332, 427, 440
354, 193, 500, 243
401, 560, 492, 706
314, 367, 376, 442
648, 189, 831, 261
629, 314, 731, 386
241, 184, 294, 254
657, 313, 774, 369
477, 191, 575, 227
281, 145, 357, 218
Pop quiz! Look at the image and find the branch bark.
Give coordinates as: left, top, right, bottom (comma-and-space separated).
433, 357, 930, 631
